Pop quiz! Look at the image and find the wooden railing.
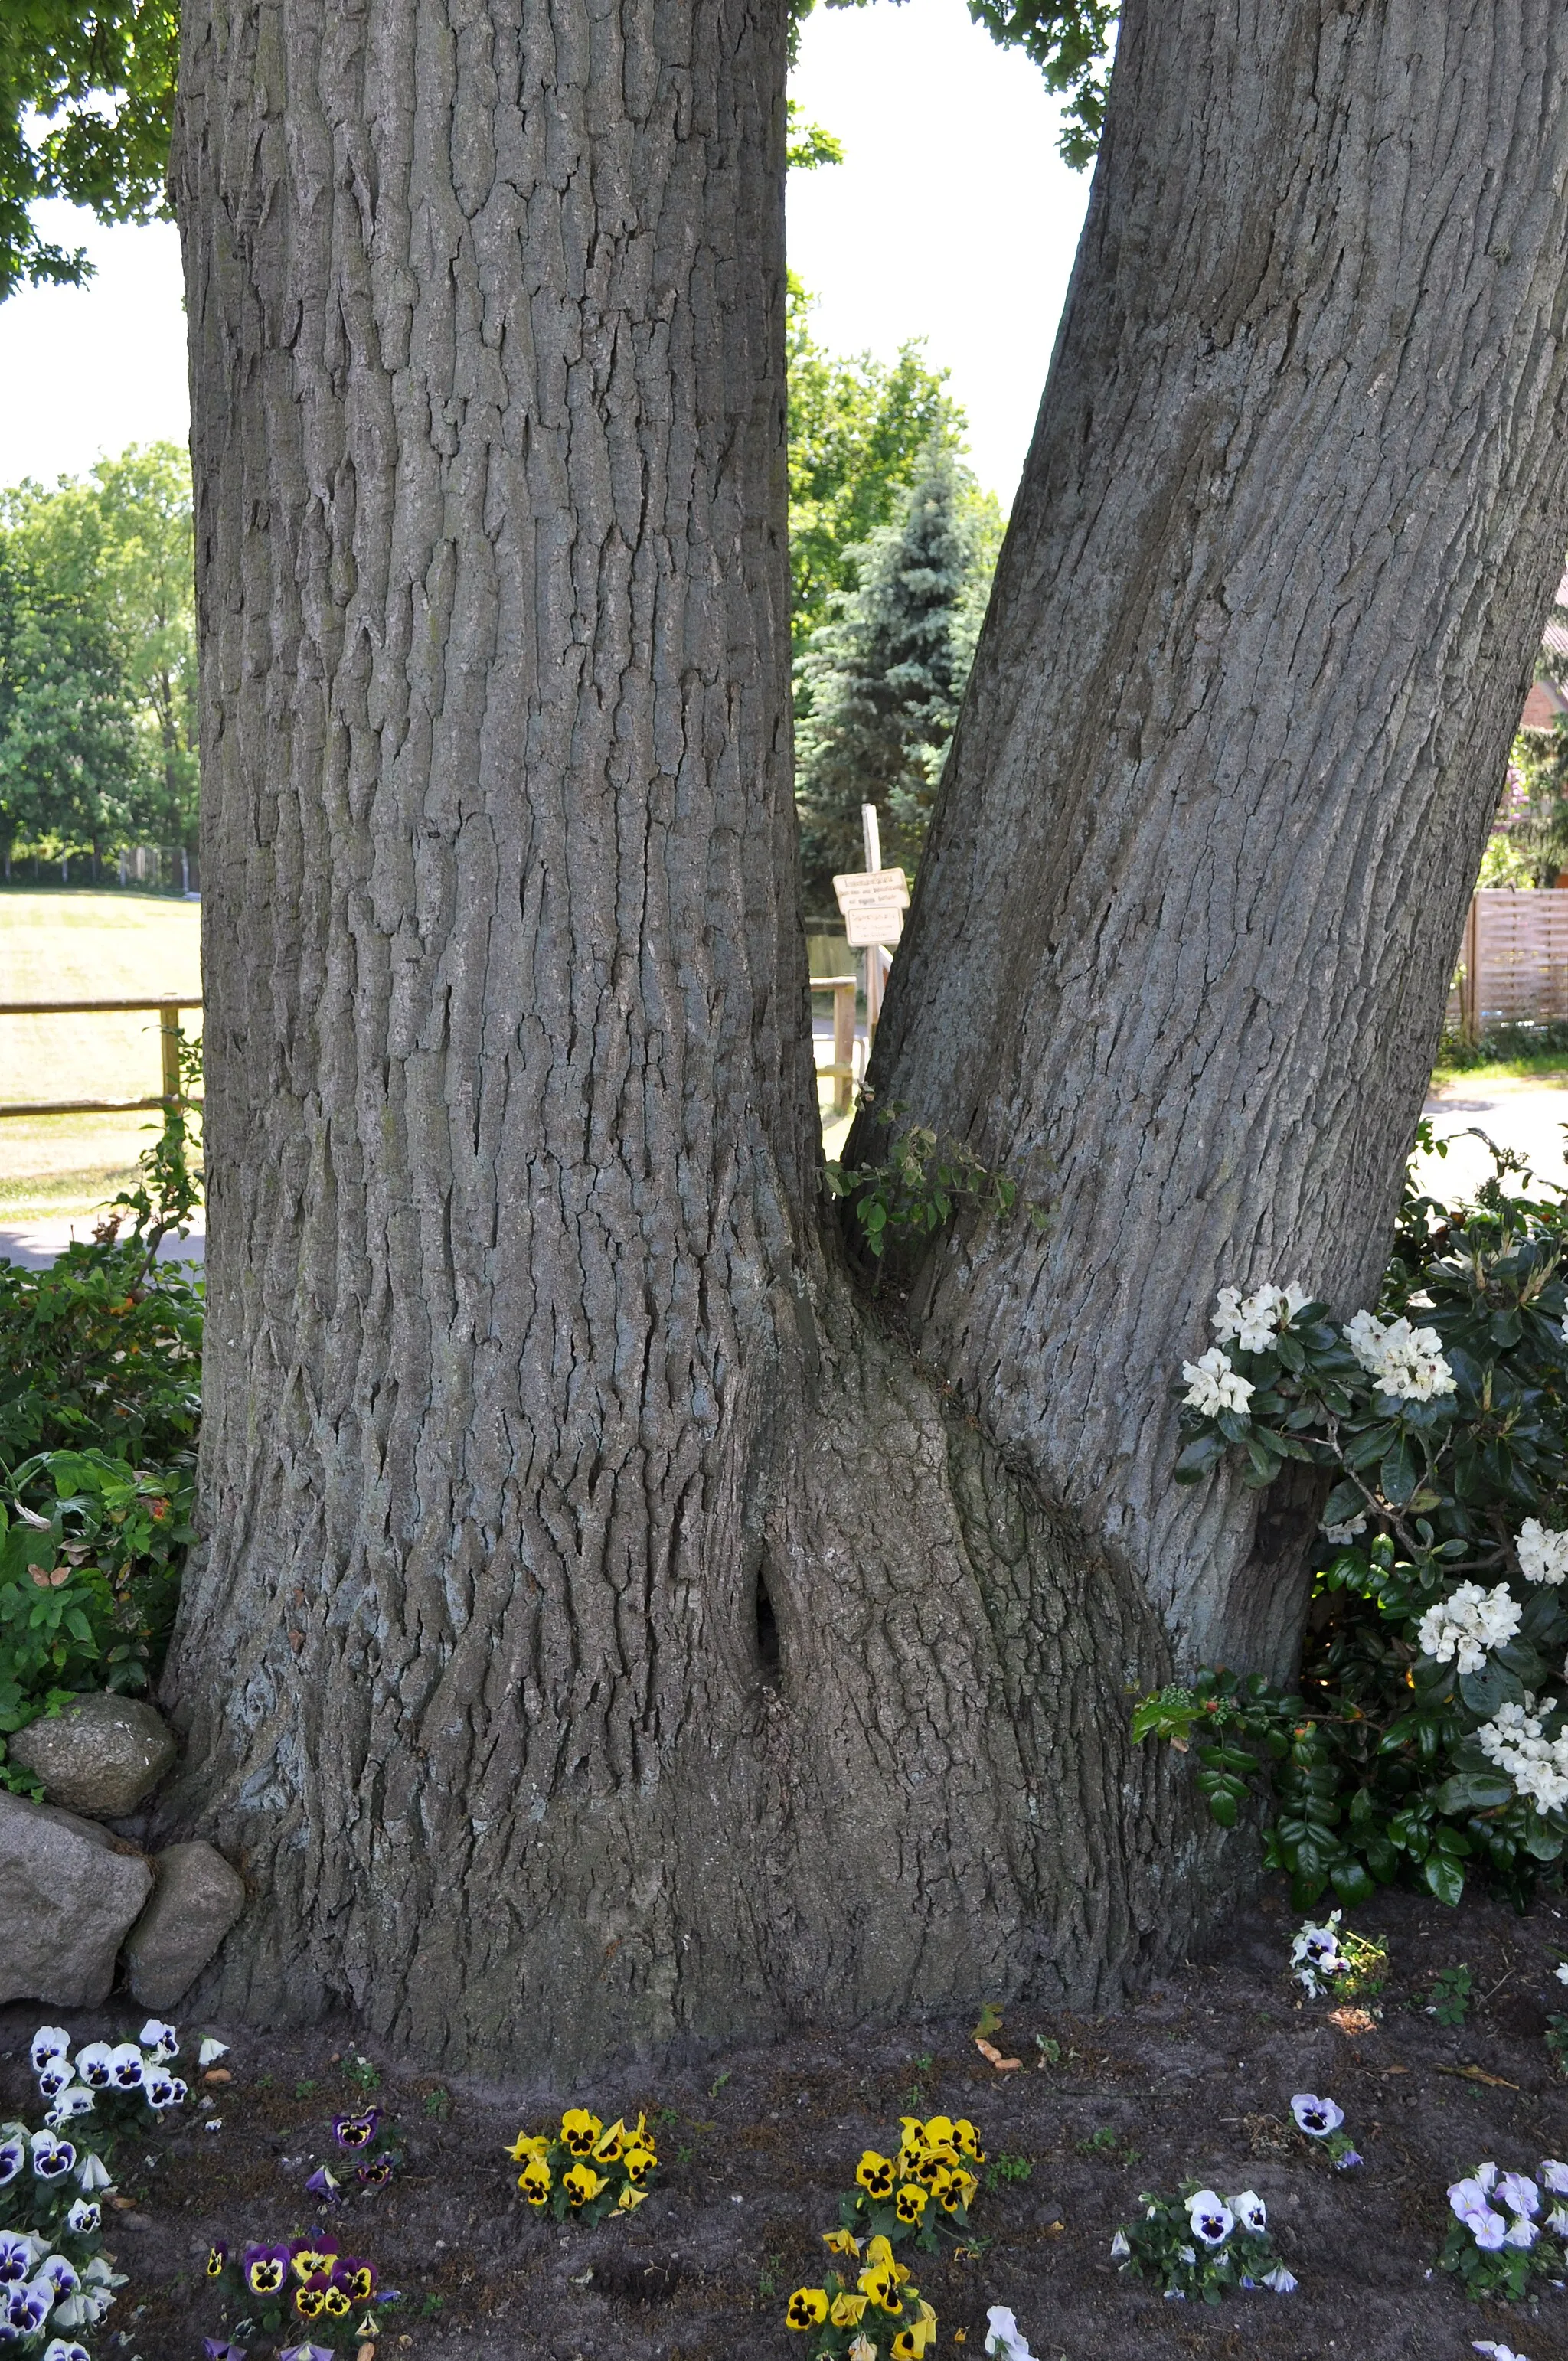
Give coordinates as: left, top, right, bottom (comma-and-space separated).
811, 975, 858, 1117
0, 997, 202, 1118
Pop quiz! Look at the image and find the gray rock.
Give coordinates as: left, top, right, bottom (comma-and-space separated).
122, 1841, 246, 2009
8, 1692, 178, 1816
0, 1789, 153, 2006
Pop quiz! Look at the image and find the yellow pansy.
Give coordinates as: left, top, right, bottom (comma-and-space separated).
831, 2291, 869, 2327
560, 2108, 602, 2155
893, 2305, 938, 2361
295, 2289, 325, 2320
920, 2115, 955, 2149
563, 2161, 608, 2207
623, 2144, 658, 2186
322, 2287, 351, 2320
953, 2118, 984, 2161
593, 2118, 628, 2161
895, 2182, 929, 2223
856, 2150, 896, 2199
864, 2235, 907, 2281
518, 2157, 552, 2204
616, 2183, 648, 2212
857, 2265, 903, 2314
899, 2115, 929, 2151
505, 2130, 550, 2162
786, 2288, 829, 2330
822, 2228, 861, 2256
291, 2249, 337, 2284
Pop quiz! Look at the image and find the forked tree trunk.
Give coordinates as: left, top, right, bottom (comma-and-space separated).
168, 0, 1568, 2076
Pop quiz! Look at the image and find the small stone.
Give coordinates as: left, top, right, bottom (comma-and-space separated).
8, 1693, 178, 1816
0, 1789, 153, 2006
122, 1841, 246, 2009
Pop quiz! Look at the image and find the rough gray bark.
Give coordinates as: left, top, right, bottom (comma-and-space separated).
871, 0, 1568, 1680
167, 0, 1181, 2072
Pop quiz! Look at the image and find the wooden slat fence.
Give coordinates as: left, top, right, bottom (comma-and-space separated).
1449, 890, 1568, 1037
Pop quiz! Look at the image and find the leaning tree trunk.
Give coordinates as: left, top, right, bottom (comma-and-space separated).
871, 0, 1568, 1679
165, 0, 1568, 2079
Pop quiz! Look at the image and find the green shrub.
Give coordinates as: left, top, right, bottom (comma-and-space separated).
0, 1089, 203, 1785
1137, 1129, 1568, 1909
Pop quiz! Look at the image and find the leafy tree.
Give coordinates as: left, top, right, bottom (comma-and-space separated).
0, 560, 142, 865
795, 443, 1002, 903
0, 0, 177, 297
788, 276, 966, 664
1, 444, 197, 847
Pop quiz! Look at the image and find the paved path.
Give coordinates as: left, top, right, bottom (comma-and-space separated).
1416, 1075, 1568, 1203
0, 1216, 204, 1271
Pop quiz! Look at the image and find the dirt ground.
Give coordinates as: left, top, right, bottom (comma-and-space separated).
8, 1883, 1568, 2361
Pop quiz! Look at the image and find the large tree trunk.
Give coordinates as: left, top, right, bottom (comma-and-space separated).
872, 0, 1568, 1679
166, 0, 1568, 2078
167, 0, 1180, 2070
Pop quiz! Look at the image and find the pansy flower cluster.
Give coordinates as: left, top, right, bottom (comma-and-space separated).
27, 2020, 190, 2156
505, 2108, 658, 2224
1109, 2180, 1297, 2304
204, 2232, 397, 2356
303, 2107, 403, 2204
1440, 2159, 1568, 2301
0, 2060, 129, 2359
784, 2232, 937, 2359
837, 2115, 982, 2252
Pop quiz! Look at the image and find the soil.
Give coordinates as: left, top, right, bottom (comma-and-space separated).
8, 1883, 1568, 2361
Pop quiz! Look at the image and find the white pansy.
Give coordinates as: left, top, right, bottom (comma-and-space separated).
1232, 2190, 1266, 2235
1416, 1582, 1521, 1677
1181, 1347, 1254, 1418
106, 2044, 144, 2092
1472, 2345, 1530, 2361
1108, 2229, 1130, 2259
1291, 2093, 1344, 2137
1518, 1519, 1568, 1586
44, 2341, 93, 2361
1289, 1913, 1348, 1997
1344, 1308, 1456, 1402
1556, 1964, 1568, 1987
984, 2307, 1038, 2361
29, 2031, 70, 2076
1476, 1702, 1568, 1812
197, 2038, 230, 2068
44, 2089, 94, 2131
1186, 2190, 1233, 2246
71, 2045, 113, 2092
1540, 2158, 1568, 2193
74, 2154, 110, 2193
1262, 2265, 1298, 2294
63, 2203, 97, 2238
137, 2020, 178, 2059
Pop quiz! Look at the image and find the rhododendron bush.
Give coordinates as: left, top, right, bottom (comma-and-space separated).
1138, 1132, 1568, 1908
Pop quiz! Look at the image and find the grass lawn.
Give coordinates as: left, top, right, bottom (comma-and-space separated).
0, 887, 201, 1217
1430, 1053, 1568, 1090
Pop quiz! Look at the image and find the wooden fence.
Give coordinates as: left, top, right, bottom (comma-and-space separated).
1449, 891, 1568, 1037
0, 998, 201, 1118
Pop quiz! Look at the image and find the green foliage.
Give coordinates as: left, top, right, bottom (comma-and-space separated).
1138, 1135, 1568, 1911
0, 443, 198, 856
788, 276, 967, 678
0, 1445, 192, 1777
984, 2152, 1033, 2189
787, 99, 844, 170
788, 0, 1116, 168
1422, 1963, 1473, 2026
795, 440, 1002, 903
0, 0, 178, 298
825, 1094, 1046, 1275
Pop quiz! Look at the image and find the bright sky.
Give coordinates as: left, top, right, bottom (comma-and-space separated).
0, 0, 1092, 508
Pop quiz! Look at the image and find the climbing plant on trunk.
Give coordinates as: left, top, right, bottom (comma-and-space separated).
165, 0, 1568, 2075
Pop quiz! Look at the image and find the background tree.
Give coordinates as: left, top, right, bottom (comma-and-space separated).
1, 444, 198, 852
787, 275, 966, 668
0, 554, 141, 869
0, 0, 177, 296
795, 442, 1001, 903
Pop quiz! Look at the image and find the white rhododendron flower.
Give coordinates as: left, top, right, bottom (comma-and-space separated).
1517, 1519, 1568, 1586
1181, 1347, 1254, 1418
1477, 1703, 1568, 1813
1416, 1582, 1521, 1676
1321, 1512, 1368, 1546
1212, 1282, 1311, 1353
1344, 1308, 1457, 1402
